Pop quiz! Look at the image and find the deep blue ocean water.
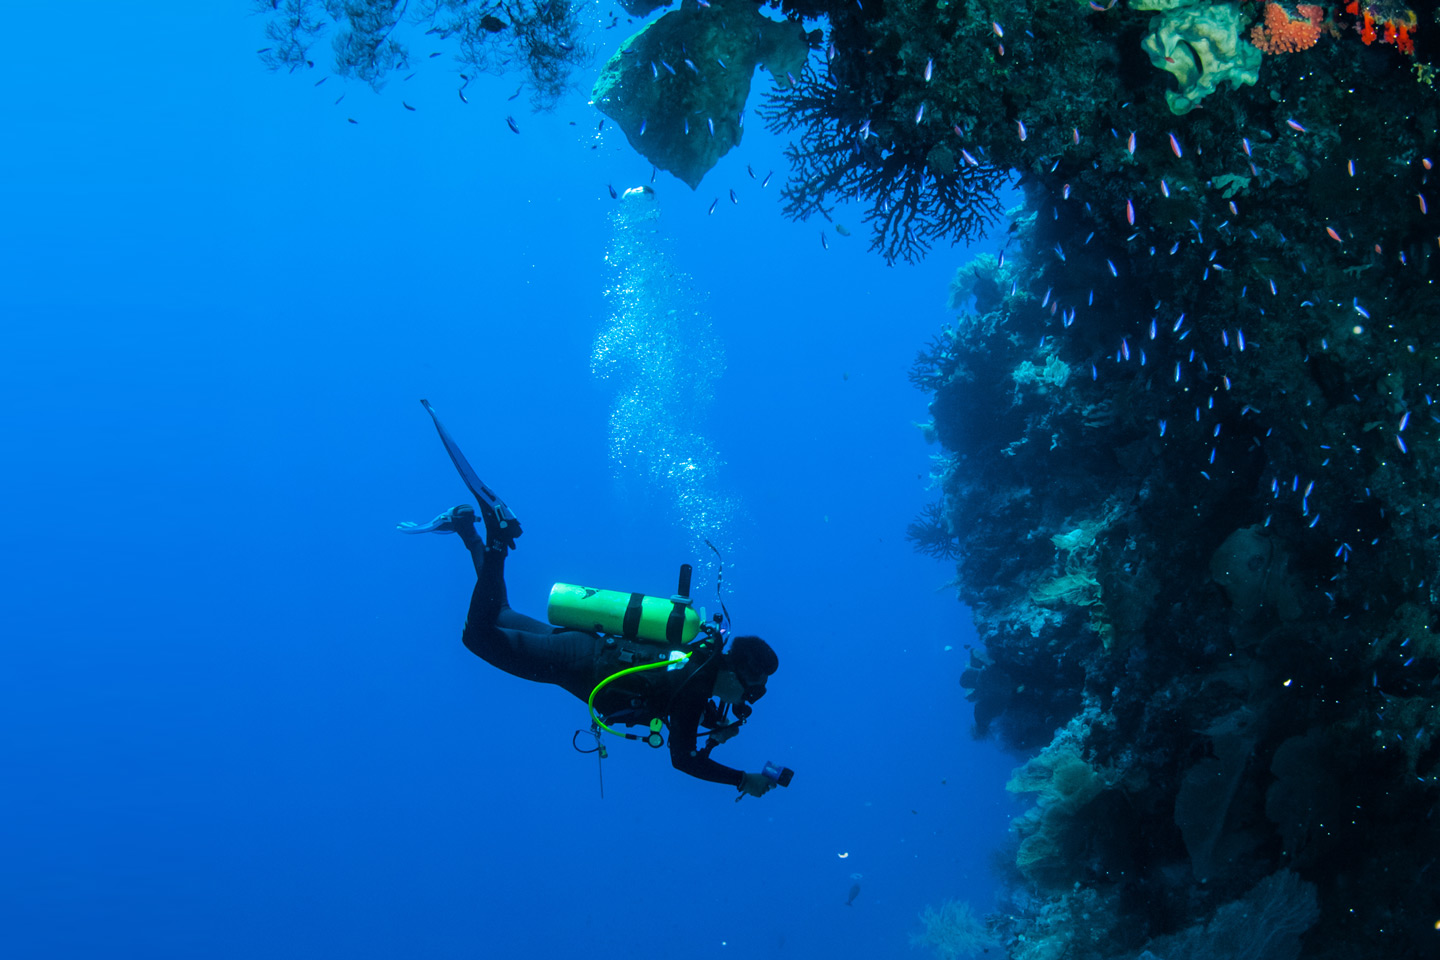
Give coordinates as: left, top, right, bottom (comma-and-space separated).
2, 4, 1018, 957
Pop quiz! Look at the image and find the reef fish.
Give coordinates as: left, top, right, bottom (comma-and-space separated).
846, 884, 861, 906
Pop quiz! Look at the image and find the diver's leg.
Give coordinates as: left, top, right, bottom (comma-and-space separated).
454, 511, 599, 698
453, 504, 544, 628
460, 558, 601, 698
462, 621, 603, 696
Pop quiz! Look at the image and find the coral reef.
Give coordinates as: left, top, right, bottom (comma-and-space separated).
253, 0, 593, 109
760, 0, 1113, 262
911, 899, 998, 960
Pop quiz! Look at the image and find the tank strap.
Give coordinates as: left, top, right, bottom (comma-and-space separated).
622, 593, 645, 638
665, 599, 688, 644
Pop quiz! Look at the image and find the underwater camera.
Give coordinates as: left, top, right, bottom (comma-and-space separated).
762, 760, 794, 788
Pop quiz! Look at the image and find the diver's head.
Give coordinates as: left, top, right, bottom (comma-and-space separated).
714, 635, 778, 709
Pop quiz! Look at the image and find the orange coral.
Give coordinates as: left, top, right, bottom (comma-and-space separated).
1354, 3, 1417, 55
1250, 2, 1326, 54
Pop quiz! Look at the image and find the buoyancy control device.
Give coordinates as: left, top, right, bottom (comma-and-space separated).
573, 563, 723, 748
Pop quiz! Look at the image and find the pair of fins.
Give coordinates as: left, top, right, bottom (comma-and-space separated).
397, 399, 522, 545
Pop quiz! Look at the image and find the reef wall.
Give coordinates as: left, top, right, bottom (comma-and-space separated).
892, 2, 1440, 956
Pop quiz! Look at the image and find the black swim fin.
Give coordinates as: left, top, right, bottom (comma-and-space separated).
419, 399, 523, 546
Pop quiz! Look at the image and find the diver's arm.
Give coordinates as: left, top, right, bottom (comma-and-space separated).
667, 693, 745, 787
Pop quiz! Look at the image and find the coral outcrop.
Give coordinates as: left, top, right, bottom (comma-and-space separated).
1140, 1, 1262, 114
592, 0, 809, 187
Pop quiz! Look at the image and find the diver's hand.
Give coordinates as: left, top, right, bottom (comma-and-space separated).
738, 772, 776, 798
707, 722, 741, 747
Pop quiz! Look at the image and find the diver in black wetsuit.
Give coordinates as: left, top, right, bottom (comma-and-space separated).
400, 401, 781, 797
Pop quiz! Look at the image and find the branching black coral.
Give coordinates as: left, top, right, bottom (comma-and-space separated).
253, 0, 591, 110
255, 0, 329, 73
906, 501, 959, 561
759, 66, 1007, 265
909, 331, 957, 392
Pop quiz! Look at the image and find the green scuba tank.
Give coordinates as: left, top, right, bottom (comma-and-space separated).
548, 579, 701, 645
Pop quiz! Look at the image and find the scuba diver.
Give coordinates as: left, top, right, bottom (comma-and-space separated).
400, 400, 788, 799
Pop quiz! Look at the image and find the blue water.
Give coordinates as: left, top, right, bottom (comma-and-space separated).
2, 4, 1016, 957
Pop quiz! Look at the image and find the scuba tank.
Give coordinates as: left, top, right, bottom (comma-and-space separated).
548, 579, 701, 645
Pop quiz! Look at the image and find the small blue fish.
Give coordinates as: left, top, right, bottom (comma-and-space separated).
506, 115, 519, 134
708, 198, 718, 215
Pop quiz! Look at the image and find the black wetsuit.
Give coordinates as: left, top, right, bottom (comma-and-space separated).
457, 530, 745, 788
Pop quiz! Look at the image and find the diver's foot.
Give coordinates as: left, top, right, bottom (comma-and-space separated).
476, 496, 523, 550
396, 504, 478, 537
441, 504, 477, 532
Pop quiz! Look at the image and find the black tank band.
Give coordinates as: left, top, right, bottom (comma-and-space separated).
623, 592, 645, 638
